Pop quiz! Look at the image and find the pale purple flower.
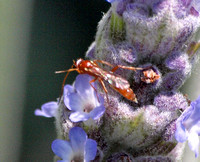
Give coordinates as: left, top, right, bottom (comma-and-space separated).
34, 101, 58, 118
175, 96, 200, 157
179, 0, 200, 16
106, 0, 116, 3
191, 0, 200, 13
64, 74, 105, 122
52, 127, 97, 162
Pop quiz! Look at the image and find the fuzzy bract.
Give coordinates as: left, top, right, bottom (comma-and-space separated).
52, 127, 97, 162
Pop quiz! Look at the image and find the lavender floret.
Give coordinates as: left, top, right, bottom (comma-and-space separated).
175, 96, 200, 157
64, 74, 105, 122
52, 127, 97, 162
34, 101, 58, 118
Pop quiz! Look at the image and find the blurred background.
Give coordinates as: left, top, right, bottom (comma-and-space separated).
0, 0, 199, 161
0, 0, 109, 161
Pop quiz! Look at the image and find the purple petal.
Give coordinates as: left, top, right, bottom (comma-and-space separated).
183, 98, 200, 130
85, 139, 97, 162
34, 101, 58, 117
65, 92, 83, 111
196, 122, 200, 136
63, 74, 104, 122
74, 74, 96, 97
180, 0, 193, 7
34, 109, 51, 117
63, 85, 75, 110
175, 96, 200, 157
175, 120, 188, 142
90, 105, 105, 120
191, 0, 200, 13
190, 6, 199, 16
51, 139, 73, 161
63, 84, 74, 96
69, 111, 90, 122
69, 127, 87, 153
107, 0, 116, 3
98, 95, 105, 105
188, 130, 200, 157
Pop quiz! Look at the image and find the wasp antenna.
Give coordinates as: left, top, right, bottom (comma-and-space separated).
55, 70, 69, 74
55, 64, 76, 74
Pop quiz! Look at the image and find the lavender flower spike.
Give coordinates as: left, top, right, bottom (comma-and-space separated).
175, 96, 200, 157
52, 127, 97, 162
53, 0, 200, 161
34, 101, 58, 118
64, 74, 105, 122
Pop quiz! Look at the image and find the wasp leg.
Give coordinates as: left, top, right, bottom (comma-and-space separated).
56, 67, 78, 101
94, 60, 114, 68
98, 78, 109, 103
111, 65, 143, 72
95, 60, 143, 72
89, 77, 100, 102
111, 66, 119, 72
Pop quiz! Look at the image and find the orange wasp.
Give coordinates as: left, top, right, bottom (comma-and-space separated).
56, 58, 143, 103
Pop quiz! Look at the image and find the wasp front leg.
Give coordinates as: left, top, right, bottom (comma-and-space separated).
89, 77, 100, 102
98, 78, 109, 103
55, 67, 78, 98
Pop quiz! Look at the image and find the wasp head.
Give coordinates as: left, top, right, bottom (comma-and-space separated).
74, 58, 83, 68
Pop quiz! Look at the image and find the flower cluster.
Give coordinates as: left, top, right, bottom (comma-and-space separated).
35, 74, 104, 161
35, 0, 200, 161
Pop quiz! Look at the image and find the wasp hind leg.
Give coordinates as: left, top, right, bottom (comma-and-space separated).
111, 65, 143, 73
89, 77, 109, 104
94, 60, 114, 68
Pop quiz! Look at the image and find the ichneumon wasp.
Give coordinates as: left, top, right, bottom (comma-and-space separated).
56, 58, 158, 103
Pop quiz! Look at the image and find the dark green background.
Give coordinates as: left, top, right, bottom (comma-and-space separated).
20, 0, 109, 161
